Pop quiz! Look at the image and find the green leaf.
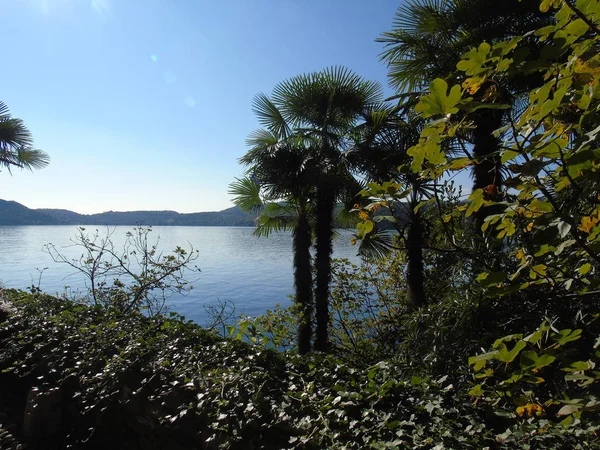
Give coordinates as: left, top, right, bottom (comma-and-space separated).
496, 341, 527, 363
468, 384, 484, 397
457, 43, 492, 75
519, 350, 556, 371
509, 159, 550, 176
493, 333, 523, 347
407, 126, 446, 169
553, 329, 582, 346
357, 220, 375, 236
448, 157, 472, 170
578, 263, 592, 275
469, 351, 498, 371
564, 361, 591, 372
414, 79, 462, 118
530, 264, 547, 278
497, 220, 516, 238
466, 189, 484, 218
501, 150, 520, 164
476, 271, 506, 287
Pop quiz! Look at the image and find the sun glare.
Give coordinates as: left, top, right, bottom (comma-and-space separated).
28, 0, 109, 15
91, 0, 109, 14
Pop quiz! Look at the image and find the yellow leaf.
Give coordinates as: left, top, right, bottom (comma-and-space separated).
448, 157, 472, 170
540, 0, 561, 13
574, 58, 600, 75
516, 249, 526, 264
462, 76, 486, 94
579, 216, 599, 233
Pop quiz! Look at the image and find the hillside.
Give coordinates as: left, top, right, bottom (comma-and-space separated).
0, 200, 62, 225
0, 199, 256, 226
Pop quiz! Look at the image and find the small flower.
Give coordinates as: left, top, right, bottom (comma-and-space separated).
358, 211, 369, 220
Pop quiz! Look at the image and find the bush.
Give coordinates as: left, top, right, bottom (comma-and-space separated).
44, 226, 200, 316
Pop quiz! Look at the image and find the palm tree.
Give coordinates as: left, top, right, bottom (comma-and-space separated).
0, 101, 49, 173
353, 110, 434, 310
240, 67, 385, 352
271, 67, 384, 352
231, 127, 317, 354
378, 0, 551, 199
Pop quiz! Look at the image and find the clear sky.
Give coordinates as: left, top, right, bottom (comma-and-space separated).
2, 0, 401, 214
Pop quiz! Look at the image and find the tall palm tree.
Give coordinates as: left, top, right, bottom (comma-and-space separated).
231, 126, 317, 354
242, 67, 385, 352
0, 101, 49, 173
273, 68, 384, 352
378, 0, 551, 199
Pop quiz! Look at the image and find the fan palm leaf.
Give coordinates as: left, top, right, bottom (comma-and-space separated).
0, 101, 49, 173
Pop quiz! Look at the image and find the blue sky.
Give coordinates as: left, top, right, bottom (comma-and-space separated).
3, 0, 401, 214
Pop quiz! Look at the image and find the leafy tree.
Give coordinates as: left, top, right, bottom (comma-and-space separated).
360, 0, 600, 428
0, 101, 49, 173
400, 0, 600, 292
378, 0, 551, 206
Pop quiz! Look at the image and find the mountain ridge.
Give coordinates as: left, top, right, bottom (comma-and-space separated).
0, 199, 256, 226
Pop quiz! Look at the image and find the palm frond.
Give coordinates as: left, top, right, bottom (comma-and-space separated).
253, 202, 299, 237
14, 147, 50, 171
0, 101, 48, 173
245, 128, 279, 149
0, 102, 10, 118
357, 231, 395, 261
334, 206, 360, 229
392, 0, 453, 34
252, 93, 290, 139
228, 177, 265, 213
0, 118, 35, 149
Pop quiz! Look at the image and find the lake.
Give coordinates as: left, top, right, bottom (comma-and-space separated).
0, 226, 362, 324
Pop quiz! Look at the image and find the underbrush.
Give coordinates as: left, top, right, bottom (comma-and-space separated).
1, 289, 598, 449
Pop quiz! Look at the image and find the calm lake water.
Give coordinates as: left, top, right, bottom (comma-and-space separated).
0, 226, 361, 324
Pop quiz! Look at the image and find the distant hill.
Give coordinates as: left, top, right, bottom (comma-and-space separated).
0, 200, 62, 225
0, 199, 257, 226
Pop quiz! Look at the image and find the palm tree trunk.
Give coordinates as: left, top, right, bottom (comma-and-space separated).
293, 209, 313, 355
314, 187, 335, 353
472, 108, 503, 227
472, 109, 503, 191
406, 208, 426, 311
